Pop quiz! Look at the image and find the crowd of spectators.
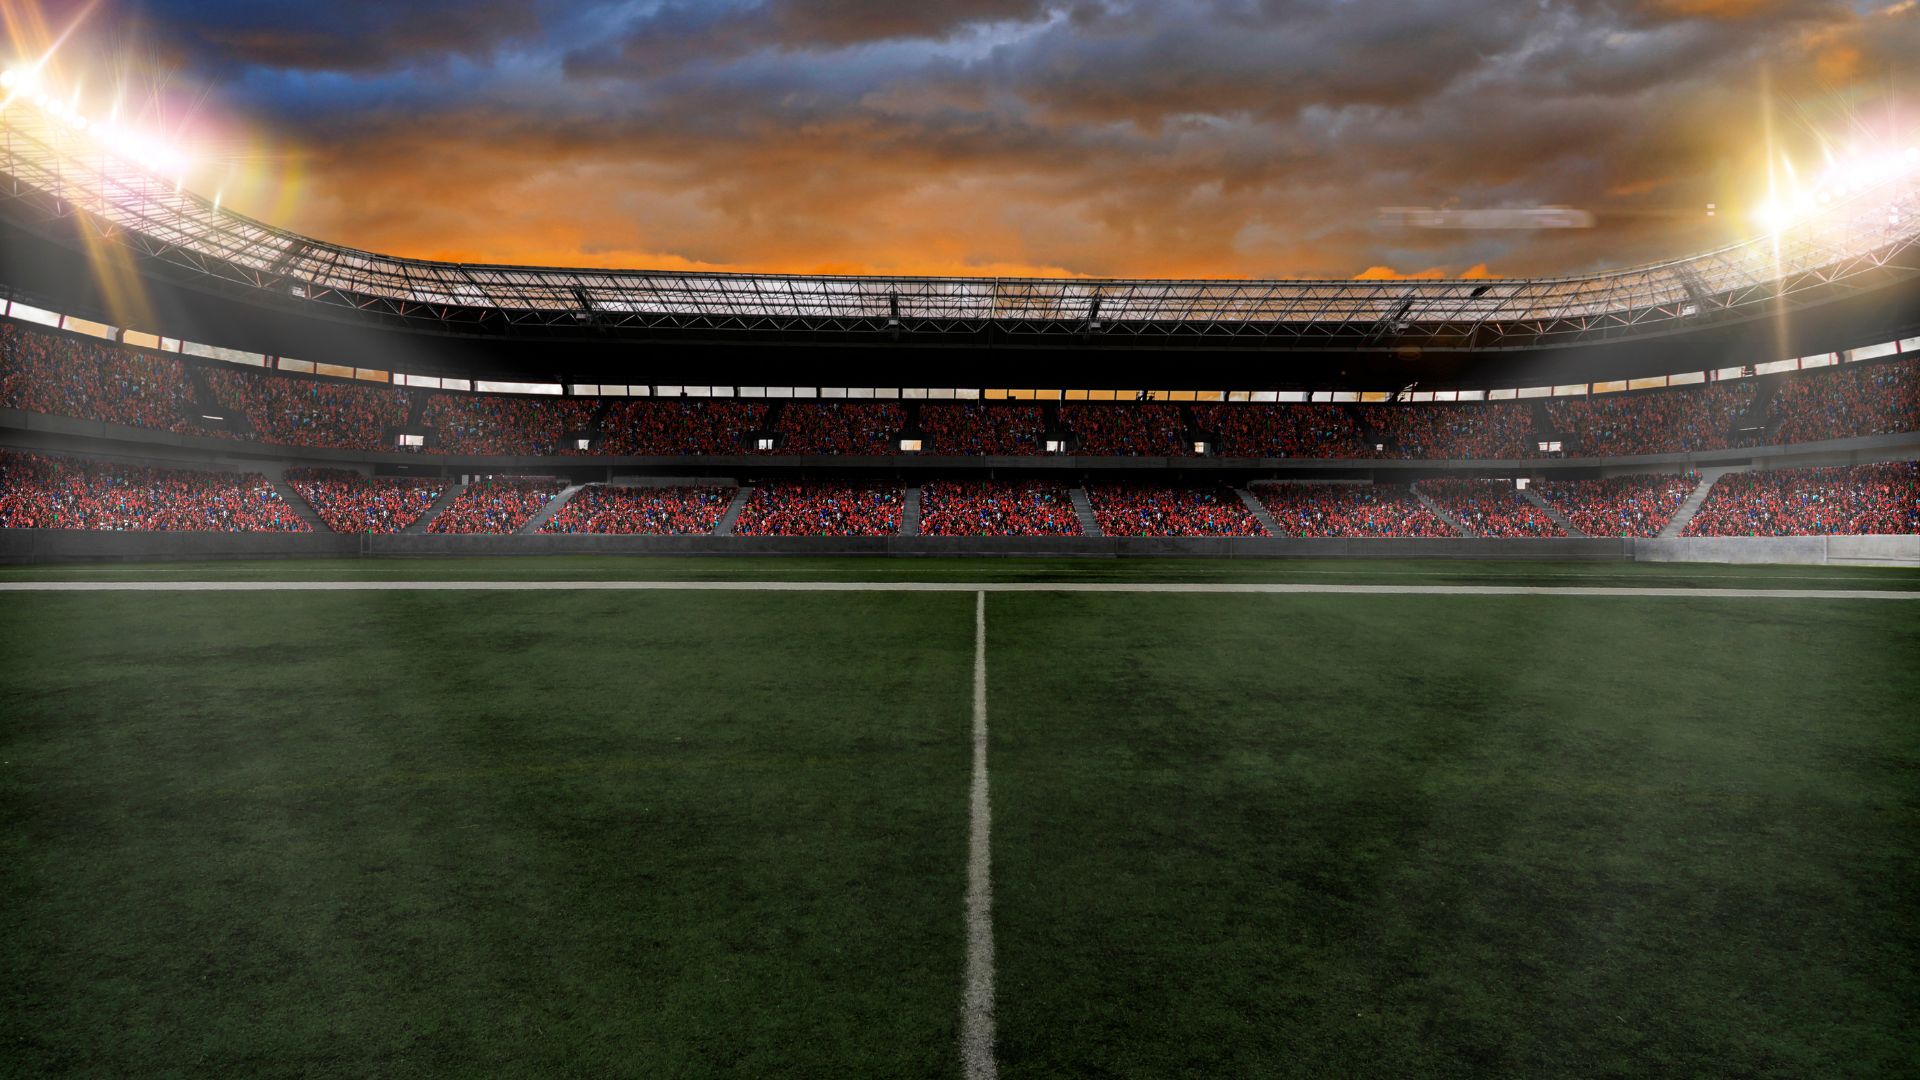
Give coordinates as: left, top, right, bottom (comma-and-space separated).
1769, 357, 1920, 446
284, 467, 444, 534
426, 478, 560, 534
733, 481, 902, 535
595, 400, 768, 455
774, 402, 906, 455
1414, 478, 1564, 537
919, 480, 1081, 536
540, 484, 734, 535
1190, 403, 1374, 458
1059, 403, 1194, 456
1532, 473, 1697, 538
1683, 461, 1919, 536
1085, 483, 1263, 536
1546, 382, 1758, 456
0, 448, 307, 531
1360, 402, 1542, 459
0, 322, 204, 435
204, 367, 411, 451
1253, 483, 1455, 537
917, 403, 1047, 455
422, 394, 599, 456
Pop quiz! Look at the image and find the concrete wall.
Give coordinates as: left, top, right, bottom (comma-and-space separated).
1633, 534, 1920, 567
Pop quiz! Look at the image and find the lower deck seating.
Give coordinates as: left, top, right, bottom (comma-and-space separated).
0, 448, 308, 531
732, 481, 902, 536
426, 478, 560, 534
919, 479, 1080, 536
1415, 478, 1564, 537
540, 485, 735, 535
285, 468, 445, 534
1084, 483, 1263, 536
1254, 483, 1455, 537
1532, 473, 1696, 538
1683, 461, 1920, 537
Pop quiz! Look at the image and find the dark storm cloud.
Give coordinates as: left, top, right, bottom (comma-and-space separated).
44, 0, 1919, 277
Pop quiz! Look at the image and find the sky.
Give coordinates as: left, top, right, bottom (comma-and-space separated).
6, 0, 1919, 279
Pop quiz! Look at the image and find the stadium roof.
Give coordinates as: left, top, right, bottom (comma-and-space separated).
2, 97, 1918, 354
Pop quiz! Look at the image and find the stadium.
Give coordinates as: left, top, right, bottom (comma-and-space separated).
2, 1, 1918, 1076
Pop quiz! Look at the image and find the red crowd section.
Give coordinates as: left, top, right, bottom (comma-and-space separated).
1533, 474, 1697, 538
732, 481, 902, 535
1770, 357, 1920, 445
773, 402, 906, 455
426, 478, 560, 534
1683, 461, 1920, 537
1191, 403, 1374, 458
204, 366, 411, 450
919, 479, 1081, 536
918, 403, 1046, 455
422, 394, 599, 456
1359, 401, 1541, 459
596, 400, 767, 455
0, 448, 307, 531
285, 467, 445, 534
1060, 403, 1194, 456
540, 485, 734, 535
1416, 478, 1565, 537
1254, 483, 1456, 537
0, 322, 205, 436
1547, 382, 1759, 456
1085, 483, 1263, 536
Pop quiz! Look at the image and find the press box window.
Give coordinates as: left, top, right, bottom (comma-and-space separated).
575, 438, 592, 451
899, 438, 923, 452
1045, 439, 1067, 453
754, 437, 775, 451
397, 433, 425, 448
1538, 440, 1563, 452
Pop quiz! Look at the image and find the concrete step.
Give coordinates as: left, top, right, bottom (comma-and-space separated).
714, 486, 754, 536
900, 485, 921, 536
268, 473, 331, 533
517, 483, 585, 535
1521, 488, 1585, 537
402, 482, 466, 534
1658, 467, 1738, 539
1412, 485, 1472, 537
1235, 487, 1282, 537
1069, 486, 1103, 537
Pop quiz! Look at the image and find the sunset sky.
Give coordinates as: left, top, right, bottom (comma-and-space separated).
7, 0, 1919, 279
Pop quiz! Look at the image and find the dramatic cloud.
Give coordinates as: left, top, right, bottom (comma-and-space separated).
20, 0, 1919, 277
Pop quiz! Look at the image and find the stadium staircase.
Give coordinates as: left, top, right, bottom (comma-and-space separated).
714, 487, 754, 536
268, 471, 331, 533
1412, 485, 1473, 537
1657, 468, 1737, 538
1068, 487, 1104, 536
900, 485, 922, 536
1521, 488, 1586, 537
516, 484, 585, 534
1235, 487, 1282, 536
402, 482, 466, 534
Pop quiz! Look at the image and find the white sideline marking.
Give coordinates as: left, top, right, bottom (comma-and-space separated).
1, 580, 1916, 599
962, 591, 997, 1080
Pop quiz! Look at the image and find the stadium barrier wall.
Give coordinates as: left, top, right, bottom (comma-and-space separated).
1632, 535, 1920, 567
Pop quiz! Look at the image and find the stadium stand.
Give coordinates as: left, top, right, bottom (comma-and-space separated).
918, 403, 1047, 455
732, 481, 903, 535
284, 468, 445, 534
0, 321, 206, 436
1360, 401, 1541, 459
425, 478, 560, 534
539, 484, 734, 535
1060, 403, 1194, 456
1084, 483, 1264, 536
1532, 473, 1697, 538
1769, 357, 1920, 446
203, 366, 411, 451
1546, 382, 1759, 456
595, 400, 768, 455
422, 394, 599, 456
1416, 478, 1565, 537
1191, 403, 1375, 458
1682, 461, 1920, 536
0, 448, 308, 531
774, 402, 906, 455
918, 479, 1082, 536
1253, 483, 1456, 537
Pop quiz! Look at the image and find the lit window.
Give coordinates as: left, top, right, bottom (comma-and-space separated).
1538, 440, 1562, 452
398, 433, 424, 448
899, 438, 923, 452
1515, 478, 1530, 490
1374, 443, 1386, 452
755, 437, 775, 451
575, 438, 592, 451
1045, 439, 1067, 453
1192, 440, 1210, 455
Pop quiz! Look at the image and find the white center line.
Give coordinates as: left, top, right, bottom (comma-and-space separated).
962, 590, 997, 1080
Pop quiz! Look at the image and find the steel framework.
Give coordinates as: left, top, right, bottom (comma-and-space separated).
3, 100, 1918, 348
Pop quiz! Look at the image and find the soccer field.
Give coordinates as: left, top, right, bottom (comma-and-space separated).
3, 560, 1917, 1077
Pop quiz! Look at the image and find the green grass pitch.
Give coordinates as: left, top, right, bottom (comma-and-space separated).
2, 559, 1917, 1076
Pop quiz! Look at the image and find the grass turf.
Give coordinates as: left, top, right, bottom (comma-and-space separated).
3, 577, 1916, 1076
